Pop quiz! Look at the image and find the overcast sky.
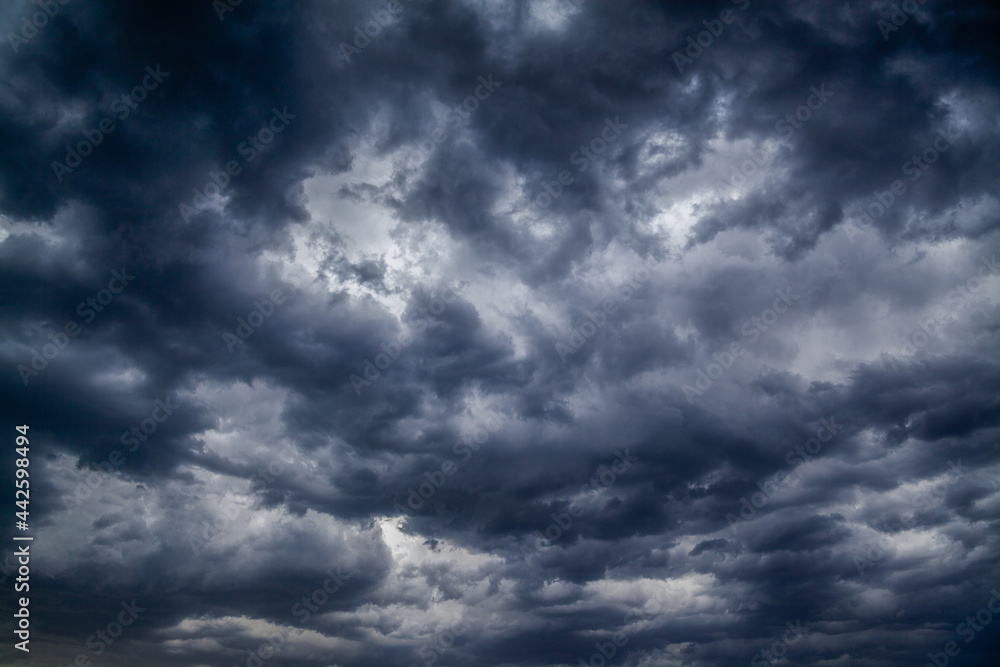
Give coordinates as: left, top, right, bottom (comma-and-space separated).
1, 1, 999, 666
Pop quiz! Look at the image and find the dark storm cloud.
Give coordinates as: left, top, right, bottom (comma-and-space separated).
1, 0, 999, 665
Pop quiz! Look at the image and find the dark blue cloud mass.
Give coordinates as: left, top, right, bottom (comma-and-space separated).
1, 1, 999, 666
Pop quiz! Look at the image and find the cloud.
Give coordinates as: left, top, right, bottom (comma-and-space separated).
1, 0, 999, 665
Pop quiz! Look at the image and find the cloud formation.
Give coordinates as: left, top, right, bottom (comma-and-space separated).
1, 0, 999, 665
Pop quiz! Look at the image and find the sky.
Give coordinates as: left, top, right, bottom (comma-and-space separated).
1, 1, 999, 666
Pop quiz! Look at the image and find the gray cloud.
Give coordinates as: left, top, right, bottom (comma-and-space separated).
1, 0, 999, 665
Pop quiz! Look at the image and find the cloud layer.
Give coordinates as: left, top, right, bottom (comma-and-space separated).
1, 0, 999, 665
